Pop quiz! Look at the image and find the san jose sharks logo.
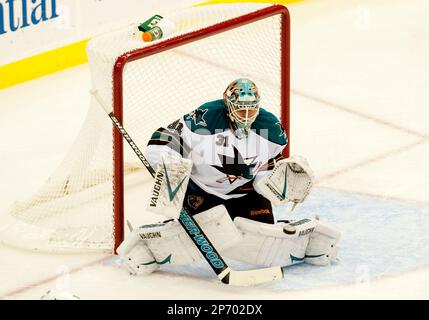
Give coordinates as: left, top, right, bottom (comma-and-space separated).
213, 145, 261, 184
187, 194, 204, 209
187, 108, 208, 127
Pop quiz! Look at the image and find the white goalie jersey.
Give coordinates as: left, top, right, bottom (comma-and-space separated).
145, 99, 288, 200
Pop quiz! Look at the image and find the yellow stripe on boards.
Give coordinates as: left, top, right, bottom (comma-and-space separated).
0, 39, 90, 90
196, 0, 303, 7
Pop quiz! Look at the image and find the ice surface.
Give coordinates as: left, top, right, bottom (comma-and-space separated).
1, 0, 428, 299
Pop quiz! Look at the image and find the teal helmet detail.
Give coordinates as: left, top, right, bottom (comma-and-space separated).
223, 78, 260, 139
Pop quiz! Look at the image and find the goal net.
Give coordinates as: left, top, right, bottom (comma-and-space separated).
0, 3, 290, 253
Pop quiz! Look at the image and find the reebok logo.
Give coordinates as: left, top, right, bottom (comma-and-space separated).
250, 209, 270, 216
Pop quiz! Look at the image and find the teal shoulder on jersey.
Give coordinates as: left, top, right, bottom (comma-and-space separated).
252, 107, 288, 146
183, 99, 229, 134
183, 99, 288, 145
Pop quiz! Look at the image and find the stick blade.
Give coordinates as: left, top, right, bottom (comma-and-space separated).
223, 266, 284, 286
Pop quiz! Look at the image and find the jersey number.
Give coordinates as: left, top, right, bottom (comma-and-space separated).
216, 135, 229, 147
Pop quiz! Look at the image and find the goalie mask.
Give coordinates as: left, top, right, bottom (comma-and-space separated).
223, 78, 260, 139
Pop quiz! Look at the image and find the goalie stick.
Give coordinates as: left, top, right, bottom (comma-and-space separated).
91, 89, 284, 286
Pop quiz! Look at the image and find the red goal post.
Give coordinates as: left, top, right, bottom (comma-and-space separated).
112, 4, 290, 251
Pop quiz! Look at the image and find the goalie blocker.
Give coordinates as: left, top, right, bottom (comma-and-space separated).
117, 205, 341, 276
147, 153, 193, 219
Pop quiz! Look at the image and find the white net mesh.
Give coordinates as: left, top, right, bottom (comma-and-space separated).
0, 3, 287, 252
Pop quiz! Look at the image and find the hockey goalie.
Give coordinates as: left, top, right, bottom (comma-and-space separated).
117, 78, 341, 277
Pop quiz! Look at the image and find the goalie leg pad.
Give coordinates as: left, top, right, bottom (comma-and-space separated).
140, 205, 241, 266
116, 231, 160, 276
284, 155, 314, 204
305, 220, 341, 266
223, 217, 317, 267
